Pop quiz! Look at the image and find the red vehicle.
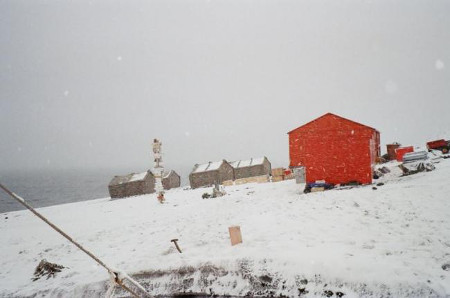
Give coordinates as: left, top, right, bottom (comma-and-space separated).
426, 139, 450, 153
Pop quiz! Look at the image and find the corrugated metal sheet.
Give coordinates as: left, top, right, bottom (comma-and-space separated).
403, 151, 428, 163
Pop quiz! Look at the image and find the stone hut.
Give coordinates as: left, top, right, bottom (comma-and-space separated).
189, 160, 234, 189
162, 170, 181, 190
230, 157, 272, 180
108, 171, 155, 198
109, 169, 181, 198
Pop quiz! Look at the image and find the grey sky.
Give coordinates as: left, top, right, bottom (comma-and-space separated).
1, 0, 449, 175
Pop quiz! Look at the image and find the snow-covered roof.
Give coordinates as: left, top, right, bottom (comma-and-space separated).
230, 157, 266, 169
109, 171, 151, 186
162, 170, 176, 179
110, 169, 179, 186
129, 172, 148, 182
109, 175, 132, 186
193, 161, 225, 173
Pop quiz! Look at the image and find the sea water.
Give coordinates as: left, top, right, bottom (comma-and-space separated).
0, 168, 114, 213
0, 167, 192, 214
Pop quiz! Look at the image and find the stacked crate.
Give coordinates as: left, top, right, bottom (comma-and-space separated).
271, 168, 285, 182
234, 175, 269, 185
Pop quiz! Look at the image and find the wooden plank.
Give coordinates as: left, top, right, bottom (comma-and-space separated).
228, 226, 242, 246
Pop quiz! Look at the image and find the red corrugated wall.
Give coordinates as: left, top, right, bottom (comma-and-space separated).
288, 113, 380, 185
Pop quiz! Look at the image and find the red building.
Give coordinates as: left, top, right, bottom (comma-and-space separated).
288, 113, 380, 185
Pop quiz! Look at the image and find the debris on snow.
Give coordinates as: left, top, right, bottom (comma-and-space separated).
399, 161, 435, 176
32, 259, 65, 281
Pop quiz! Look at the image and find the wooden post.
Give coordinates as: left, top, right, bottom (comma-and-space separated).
228, 226, 242, 246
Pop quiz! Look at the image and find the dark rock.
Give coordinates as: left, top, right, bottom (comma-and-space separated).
324, 290, 334, 297
259, 275, 273, 283
298, 288, 309, 296
303, 185, 311, 194
336, 292, 345, 297
372, 187, 377, 190
442, 264, 450, 271
376, 182, 385, 186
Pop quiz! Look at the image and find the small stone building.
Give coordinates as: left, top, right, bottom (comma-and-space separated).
109, 169, 181, 198
108, 171, 155, 198
230, 157, 272, 180
189, 160, 234, 189
162, 170, 181, 190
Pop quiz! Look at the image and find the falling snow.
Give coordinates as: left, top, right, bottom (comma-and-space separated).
435, 59, 445, 70
385, 80, 398, 94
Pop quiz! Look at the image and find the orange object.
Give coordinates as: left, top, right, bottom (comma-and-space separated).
288, 113, 380, 185
395, 146, 414, 161
228, 226, 242, 246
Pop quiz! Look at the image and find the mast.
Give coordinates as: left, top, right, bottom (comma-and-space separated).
152, 139, 165, 202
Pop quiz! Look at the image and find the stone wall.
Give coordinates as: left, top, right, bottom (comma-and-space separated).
217, 162, 234, 183
163, 172, 181, 190
233, 158, 271, 180
109, 176, 155, 199
189, 162, 235, 189
189, 171, 219, 189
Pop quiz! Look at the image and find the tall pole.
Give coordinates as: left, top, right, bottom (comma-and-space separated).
152, 139, 165, 202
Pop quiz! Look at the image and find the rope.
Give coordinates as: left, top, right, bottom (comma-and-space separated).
0, 183, 152, 298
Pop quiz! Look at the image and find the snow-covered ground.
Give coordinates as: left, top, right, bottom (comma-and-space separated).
1, 159, 450, 297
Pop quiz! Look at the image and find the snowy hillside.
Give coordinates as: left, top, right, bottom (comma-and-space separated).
1, 159, 450, 297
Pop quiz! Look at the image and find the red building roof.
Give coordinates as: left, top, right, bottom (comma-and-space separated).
288, 113, 379, 135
